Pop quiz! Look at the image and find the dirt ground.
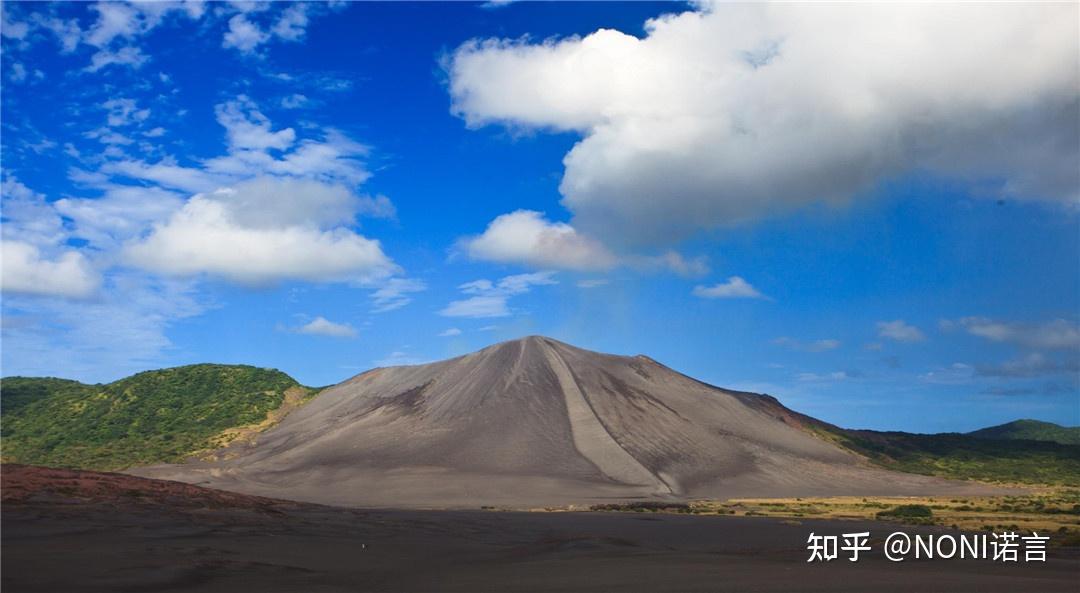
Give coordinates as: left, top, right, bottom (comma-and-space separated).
5, 499, 1078, 592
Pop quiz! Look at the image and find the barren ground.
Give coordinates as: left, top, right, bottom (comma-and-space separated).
3, 465, 1077, 593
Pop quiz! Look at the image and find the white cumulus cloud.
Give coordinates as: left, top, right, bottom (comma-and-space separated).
222, 3, 326, 55
123, 178, 397, 285
460, 210, 707, 275
271, 4, 310, 42
462, 209, 616, 271
1, 240, 100, 299
223, 14, 269, 53
448, 3, 1079, 247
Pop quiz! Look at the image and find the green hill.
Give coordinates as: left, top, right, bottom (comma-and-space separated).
811, 426, 1080, 486
1, 364, 317, 471
968, 419, 1080, 446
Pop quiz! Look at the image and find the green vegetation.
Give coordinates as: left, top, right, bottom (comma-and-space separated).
968, 419, 1080, 446
878, 503, 933, 518
808, 424, 1080, 486
590, 502, 692, 513
0, 377, 90, 415
1, 364, 316, 471
877, 504, 934, 524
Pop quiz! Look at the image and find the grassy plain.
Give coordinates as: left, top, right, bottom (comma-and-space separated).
589, 490, 1080, 546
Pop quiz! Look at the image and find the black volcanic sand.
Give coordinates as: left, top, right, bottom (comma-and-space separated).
4, 501, 1078, 592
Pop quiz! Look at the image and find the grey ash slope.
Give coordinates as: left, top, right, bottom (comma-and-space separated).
132, 336, 999, 507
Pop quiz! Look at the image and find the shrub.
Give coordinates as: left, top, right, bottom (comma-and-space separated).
877, 504, 934, 524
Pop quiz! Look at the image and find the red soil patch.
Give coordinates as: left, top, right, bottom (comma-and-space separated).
1, 464, 304, 512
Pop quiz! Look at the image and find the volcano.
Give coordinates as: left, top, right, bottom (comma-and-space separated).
132, 336, 995, 507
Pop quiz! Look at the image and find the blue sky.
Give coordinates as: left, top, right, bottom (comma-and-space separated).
2, 1, 1078, 433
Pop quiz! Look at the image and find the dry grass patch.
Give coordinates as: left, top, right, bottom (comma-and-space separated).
588, 490, 1080, 546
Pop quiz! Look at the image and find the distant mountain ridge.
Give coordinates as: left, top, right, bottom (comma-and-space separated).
816, 426, 1080, 487
969, 419, 1080, 446
1, 364, 318, 470
3, 345, 1077, 492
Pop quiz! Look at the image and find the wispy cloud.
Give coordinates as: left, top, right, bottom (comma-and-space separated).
577, 278, 609, 289
693, 276, 767, 300
280, 93, 310, 109
440, 271, 557, 318
975, 353, 1079, 378
371, 278, 427, 313
773, 337, 841, 353
797, 371, 849, 383
941, 317, 1080, 350
981, 384, 1071, 397
373, 350, 426, 367
295, 316, 357, 339
877, 320, 925, 343
919, 363, 974, 385
0, 274, 204, 382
